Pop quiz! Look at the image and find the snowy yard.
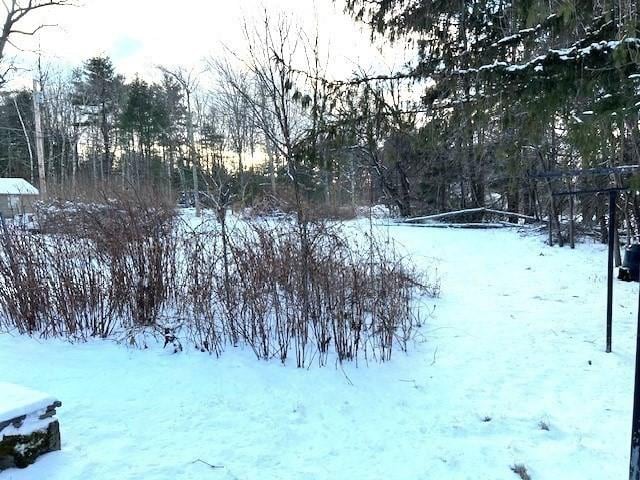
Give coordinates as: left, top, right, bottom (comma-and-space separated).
0, 224, 637, 480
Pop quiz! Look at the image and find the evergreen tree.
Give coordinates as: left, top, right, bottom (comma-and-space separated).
73, 56, 124, 178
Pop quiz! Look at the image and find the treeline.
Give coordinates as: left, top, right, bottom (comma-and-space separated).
3, 2, 640, 237
0, 59, 280, 204
340, 0, 640, 242
0, 16, 384, 212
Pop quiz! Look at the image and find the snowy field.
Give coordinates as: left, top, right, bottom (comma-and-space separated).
0, 223, 638, 479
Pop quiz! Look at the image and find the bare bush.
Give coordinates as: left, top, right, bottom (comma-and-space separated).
0, 199, 438, 367
0, 232, 115, 338
184, 218, 437, 366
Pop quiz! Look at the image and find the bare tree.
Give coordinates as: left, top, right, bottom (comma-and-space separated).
301, 26, 332, 204
210, 59, 256, 207
12, 94, 33, 181
214, 13, 308, 206
0, 0, 72, 86
40, 66, 75, 189
158, 66, 201, 217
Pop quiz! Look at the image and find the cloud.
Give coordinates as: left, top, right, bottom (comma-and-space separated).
4, 0, 409, 85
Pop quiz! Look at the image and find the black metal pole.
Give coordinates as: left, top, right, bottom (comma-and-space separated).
607, 190, 616, 353
569, 194, 575, 249
548, 206, 553, 246
629, 283, 640, 479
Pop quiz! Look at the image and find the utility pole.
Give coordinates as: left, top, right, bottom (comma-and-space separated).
32, 79, 46, 198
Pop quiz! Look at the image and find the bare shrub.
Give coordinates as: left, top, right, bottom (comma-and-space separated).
305, 204, 357, 221
184, 218, 436, 367
39, 188, 178, 330
0, 231, 115, 338
0, 189, 178, 338
178, 218, 225, 356
239, 192, 298, 221
0, 231, 51, 335
0, 200, 438, 367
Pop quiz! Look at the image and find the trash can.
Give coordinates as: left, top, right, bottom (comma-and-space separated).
619, 244, 640, 282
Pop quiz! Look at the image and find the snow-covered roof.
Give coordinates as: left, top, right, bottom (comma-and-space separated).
0, 178, 39, 195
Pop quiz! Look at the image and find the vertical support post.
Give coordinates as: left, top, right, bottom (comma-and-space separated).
607, 190, 616, 353
569, 194, 575, 249
548, 206, 553, 246
629, 283, 640, 480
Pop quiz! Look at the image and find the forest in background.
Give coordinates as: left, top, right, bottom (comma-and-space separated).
0, 0, 640, 243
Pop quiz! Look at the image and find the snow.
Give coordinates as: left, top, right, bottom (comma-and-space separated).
0, 225, 638, 479
462, 37, 640, 78
1, 413, 56, 438
496, 34, 520, 46
0, 383, 57, 422
0, 179, 38, 196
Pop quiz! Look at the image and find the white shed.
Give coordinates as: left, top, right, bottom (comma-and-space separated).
0, 178, 39, 217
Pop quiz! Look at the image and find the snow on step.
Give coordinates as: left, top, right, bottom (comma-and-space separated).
0, 383, 58, 424
0, 383, 62, 470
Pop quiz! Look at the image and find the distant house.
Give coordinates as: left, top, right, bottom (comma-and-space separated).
0, 178, 39, 218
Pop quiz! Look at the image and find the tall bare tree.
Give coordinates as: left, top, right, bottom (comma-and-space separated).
231, 13, 307, 205
158, 66, 201, 216
0, 0, 72, 86
210, 59, 257, 207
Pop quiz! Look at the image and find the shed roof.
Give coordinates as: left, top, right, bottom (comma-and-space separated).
0, 178, 39, 195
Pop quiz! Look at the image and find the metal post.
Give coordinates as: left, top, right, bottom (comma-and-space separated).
569, 194, 575, 249
607, 190, 616, 353
629, 283, 640, 479
548, 206, 553, 246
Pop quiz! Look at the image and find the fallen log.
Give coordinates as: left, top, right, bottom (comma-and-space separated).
399, 222, 510, 229
404, 207, 545, 224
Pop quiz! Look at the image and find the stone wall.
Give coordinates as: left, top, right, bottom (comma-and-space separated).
0, 396, 61, 470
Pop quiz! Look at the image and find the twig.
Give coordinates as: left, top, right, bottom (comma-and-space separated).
337, 360, 354, 386
192, 459, 224, 469
430, 346, 438, 366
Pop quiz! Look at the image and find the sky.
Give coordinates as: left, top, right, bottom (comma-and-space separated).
5, 0, 411, 87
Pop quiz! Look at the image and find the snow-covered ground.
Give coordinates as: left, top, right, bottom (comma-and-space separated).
1, 224, 638, 479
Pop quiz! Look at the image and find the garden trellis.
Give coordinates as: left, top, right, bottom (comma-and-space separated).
534, 166, 640, 353
535, 165, 640, 480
